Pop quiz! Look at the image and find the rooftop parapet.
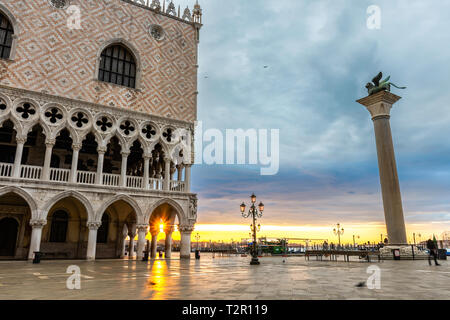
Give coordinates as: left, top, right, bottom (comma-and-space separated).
122, 0, 203, 26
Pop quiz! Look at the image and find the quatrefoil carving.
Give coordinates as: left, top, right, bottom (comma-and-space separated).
71, 112, 89, 128
0, 100, 6, 111
96, 116, 113, 132
45, 108, 63, 124
16, 103, 36, 119
142, 124, 157, 140
120, 120, 135, 136
163, 128, 173, 142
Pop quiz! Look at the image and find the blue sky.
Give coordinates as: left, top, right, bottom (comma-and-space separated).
178, 0, 450, 231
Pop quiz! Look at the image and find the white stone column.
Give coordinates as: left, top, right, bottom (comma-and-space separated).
165, 231, 173, 258
136, 224, 149, 260
357, 91, 407, 244
70, 143, 82, 183
13, 137, 26, 178
143, 154, 151, 190
28, 219, 46, 260
177, 164, 183, 181
128, 223, 136, 258
184, 164, 192, 193
86, 222, 101, 261
179, 225, 194, 259
96, 147, 106, 185
151, 234, 158, 258
120, 151, 130, 187
120, 224, 128, 258
164, 157, 171, 191
41, 140, 55, 181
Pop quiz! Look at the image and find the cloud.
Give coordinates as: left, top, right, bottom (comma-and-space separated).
180, 0, 450, 231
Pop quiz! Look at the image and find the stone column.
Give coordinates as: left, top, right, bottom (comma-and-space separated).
150, 234, 158, 258
28, 219, 46, 260
143, 154, 151, 190
70, 143, 82, 183
357, 91, 407, 244
96, 147, 107, 185
184, 164, 192, 193
179, 225, 194, 259
41, 139, 55, 181
120, 151, 130, 187
120, 224, 128, 258
165, 231, 173, 258
164, 157, 171, 191
86, 222, 101, 261
177, 164, 183, 181
128, 223, 136, 258
136, 224, 149, 260
13, 137, 26, 178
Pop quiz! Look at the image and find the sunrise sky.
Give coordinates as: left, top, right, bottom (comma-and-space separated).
174, 0, 450, 243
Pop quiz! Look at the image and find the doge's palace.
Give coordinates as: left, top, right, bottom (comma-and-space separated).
0, 0, 202, 261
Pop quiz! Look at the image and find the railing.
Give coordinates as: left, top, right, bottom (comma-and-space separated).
127, 176, 143, 189
77, 171, 96, 185
0, 162, 188, 193
49, 168, 70, 182
170, 180, 186, 192
20, 165, 42, 180
0, 163, 13, 177
149, 178, 163, 190
103, 173, 120, 187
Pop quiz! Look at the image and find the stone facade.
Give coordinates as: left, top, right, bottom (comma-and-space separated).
0, 0, 202, 260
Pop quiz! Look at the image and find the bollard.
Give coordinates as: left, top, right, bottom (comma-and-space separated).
33, 252, 42, 264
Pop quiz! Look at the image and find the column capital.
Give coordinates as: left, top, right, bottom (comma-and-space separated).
45, 139, 56, 147
29, 219, 47, 228
356, 91, 402, 120
72, 143, 83, 151
136, 224, 149, 232
16, 136, 27, 144
178, 224, 195, 233
143, 153, 152, 160
97, 146, 107, 154
183, 163, 192, 168
87, 221, 101, 230
121, 151, 130, 157
164, 156, 172, 163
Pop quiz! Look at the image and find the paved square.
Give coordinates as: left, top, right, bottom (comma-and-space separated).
0, 254, 449, 300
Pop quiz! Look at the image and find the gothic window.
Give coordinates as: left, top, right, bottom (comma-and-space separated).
99, 44, 136, 89
97, 214, 109, 244
49, 210, 69, 243
0, 12, 14, 60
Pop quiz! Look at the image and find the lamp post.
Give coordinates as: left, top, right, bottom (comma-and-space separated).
195, 233, 200, 250
240, 193, 264, 265
353, 235, 360, 248
333, 223, 344, 248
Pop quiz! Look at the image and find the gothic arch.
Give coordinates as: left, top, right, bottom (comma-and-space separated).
0, 186, 38, 219
146, 198, 186, 225
95, 194, 144, 223
42, 190, 95, 221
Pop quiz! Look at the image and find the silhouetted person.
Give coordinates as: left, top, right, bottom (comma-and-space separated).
426, 238, 440, 266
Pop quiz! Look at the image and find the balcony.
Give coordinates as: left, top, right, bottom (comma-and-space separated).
0, 162, 187, 192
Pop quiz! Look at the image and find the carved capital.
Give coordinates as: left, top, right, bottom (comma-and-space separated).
97, 146, 107, 154
16, 137, 27, 144
136, 224, 149, 232
178, 224, 195, 233
29, 219, 47, 228
45, 139, 56, 147
72, 143, 83, 151
356, 91, 401, 120
87, 221, 102, 230
121, 151, 130, 157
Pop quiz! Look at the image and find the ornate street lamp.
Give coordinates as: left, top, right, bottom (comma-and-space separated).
333, 223, 344, 247
352, 235, 360, 248
240, 193, 264, 265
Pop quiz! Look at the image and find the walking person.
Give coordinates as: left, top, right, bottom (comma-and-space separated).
426, 238, 440, 266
